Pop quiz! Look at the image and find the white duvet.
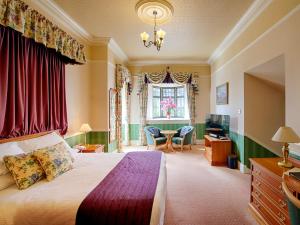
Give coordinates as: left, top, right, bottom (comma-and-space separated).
0, 153, 167, 225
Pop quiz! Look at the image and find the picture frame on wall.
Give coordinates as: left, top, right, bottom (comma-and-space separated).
109, 88, 117, 142
216, 82, 229, 105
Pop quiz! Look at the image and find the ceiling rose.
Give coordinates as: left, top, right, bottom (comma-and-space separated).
135, 0, 174, 25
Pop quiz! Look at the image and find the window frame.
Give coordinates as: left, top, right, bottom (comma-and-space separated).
152, 85, 186, 119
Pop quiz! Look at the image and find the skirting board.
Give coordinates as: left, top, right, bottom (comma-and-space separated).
238, 161, 250, 174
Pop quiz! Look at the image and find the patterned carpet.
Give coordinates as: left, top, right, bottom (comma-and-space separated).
123, 145, 258, 225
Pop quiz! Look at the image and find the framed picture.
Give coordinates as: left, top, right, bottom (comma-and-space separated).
109, 88, 117, 142
216, 82, 229, 105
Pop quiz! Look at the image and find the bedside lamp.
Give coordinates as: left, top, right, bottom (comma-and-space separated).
80, 123, 92, 145
272, 126, 300, 168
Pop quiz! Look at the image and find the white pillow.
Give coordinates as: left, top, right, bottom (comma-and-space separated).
0, 142, 25, 175
0, 173, 15, 190
18, 132, 74, 156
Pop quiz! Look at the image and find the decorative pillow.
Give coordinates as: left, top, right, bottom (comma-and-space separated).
148, 127, 160, 138
33, 142, 74, 181
0, 142, 25, 176
18, 132, 75, 160
3, 153, 45, 190
0, 173, 15, 190
180, 127, 191, 137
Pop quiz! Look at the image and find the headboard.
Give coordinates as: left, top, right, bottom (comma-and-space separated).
0, 130, 61, 144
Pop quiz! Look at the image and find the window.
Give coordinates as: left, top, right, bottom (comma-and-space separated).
148, 84, 189, 120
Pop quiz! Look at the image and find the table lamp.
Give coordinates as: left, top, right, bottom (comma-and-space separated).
272, 126, 300, 168
80, 123, 92, 145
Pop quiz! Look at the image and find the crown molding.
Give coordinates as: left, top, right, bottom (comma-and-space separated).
212, 4, 300, 74
30, 0, 92, 42
128, 59, 209, 66
108, 39, 129, 63
30, 0, 129, 63
208, 0, 272, 64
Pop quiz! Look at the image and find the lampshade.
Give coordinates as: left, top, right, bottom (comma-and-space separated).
140, 32, 149, 41
157, 29, 166, 39
80, 123, 92, 133
272, 126, 300, 143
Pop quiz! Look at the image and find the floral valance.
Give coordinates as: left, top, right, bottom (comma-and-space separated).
137, 67, 199, 95
0, 0, 86, 64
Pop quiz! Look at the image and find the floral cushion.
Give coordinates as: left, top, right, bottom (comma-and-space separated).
180, 126, 192, 137
33, 142, 74, 181
148, 127, 161, 138
3, 153, 45, 190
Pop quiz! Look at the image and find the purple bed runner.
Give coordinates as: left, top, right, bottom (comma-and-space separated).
76, 151, 162, 225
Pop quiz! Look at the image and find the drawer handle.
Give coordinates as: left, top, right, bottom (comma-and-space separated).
254, 190, 261, 198
278, 199, 287, 208
255, 180, 261, 187
278, 185, 284, 194
277, 212, 286, 222
255, 170, 261, 176
254, 201, 260, 209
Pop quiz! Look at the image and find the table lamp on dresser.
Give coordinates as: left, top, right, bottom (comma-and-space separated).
80, 123, 92, 145
272, 126, 300, 168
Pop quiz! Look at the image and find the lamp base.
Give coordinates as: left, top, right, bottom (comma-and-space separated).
277, 160, 293, 168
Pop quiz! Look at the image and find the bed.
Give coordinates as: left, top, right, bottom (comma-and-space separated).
0, 132, 167, 225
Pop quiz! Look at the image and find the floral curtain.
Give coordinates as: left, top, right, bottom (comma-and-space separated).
138, 74, 148, 146
116, 64, 132, 151
187, 83, 196, 144
0, 0, 86, 64
138, 70, 199, 145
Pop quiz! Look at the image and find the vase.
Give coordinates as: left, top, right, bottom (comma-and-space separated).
166, 112, 170, 119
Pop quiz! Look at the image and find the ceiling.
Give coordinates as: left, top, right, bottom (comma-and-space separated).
53, 0, 253, 63
247, 55, 285, 87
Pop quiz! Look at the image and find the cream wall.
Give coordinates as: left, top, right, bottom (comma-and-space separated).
128, 64, 211, 125
65, 63, 91, 135
244, 74, 285, 155
211, 7, 300, 152
212, 0, 300, 71
65, 44, 123, 136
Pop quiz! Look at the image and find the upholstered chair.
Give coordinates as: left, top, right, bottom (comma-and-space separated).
172, 126, 194, 151
282, 181, 300, 225
144, 126, 167, 150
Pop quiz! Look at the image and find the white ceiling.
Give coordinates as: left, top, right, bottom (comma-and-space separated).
247, 55, 285, 87
52, 0, 253, 62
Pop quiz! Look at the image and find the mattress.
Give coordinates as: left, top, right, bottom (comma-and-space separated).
0, 152, 167, 225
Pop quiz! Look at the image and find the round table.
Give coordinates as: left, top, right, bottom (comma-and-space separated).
160, 130, 177, 151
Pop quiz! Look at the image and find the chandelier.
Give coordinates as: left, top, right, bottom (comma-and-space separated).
136, 0, 174, 52
140, 10, 166, 51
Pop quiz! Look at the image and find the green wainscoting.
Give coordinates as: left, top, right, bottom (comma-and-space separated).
129, 124, 140, 141
64, 133, 85, 147
290, 152, 300, 161
229, 131, 278, 168
229, 131, 245, 165
149, 123, 189, 130
129, 123, 205, 141
244, 136, 277, 168
65, 131, 117, 153
195, 123, 205, 140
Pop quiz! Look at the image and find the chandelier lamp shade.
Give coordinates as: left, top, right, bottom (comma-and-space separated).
140, 10, 166, 51
136, 0, 173, 51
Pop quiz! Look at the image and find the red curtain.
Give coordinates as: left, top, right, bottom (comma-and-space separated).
0, 25, 68, 138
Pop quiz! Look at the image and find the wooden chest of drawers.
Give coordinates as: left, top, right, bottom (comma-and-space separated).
249, 158, 290, 225
204, 135, 232, 166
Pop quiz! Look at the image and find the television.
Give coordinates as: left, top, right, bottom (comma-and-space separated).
205, 114, 230, 137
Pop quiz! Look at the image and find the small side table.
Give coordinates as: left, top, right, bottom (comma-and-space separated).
74, 144, 104, 153
160, 130, 177, 151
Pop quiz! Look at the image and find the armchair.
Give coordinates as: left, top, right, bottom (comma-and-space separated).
172, 126, 194, 151
144, 126, 167, 150
282, 181, 300, 225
